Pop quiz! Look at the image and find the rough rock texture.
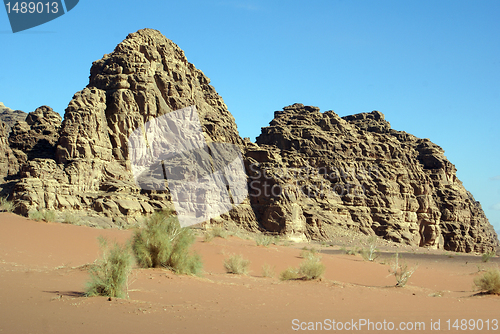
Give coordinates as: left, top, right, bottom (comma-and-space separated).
0, 102, 27, 134
9, 106, 62, 164
10, 29, 258, 230
0, 121, 19, 183
245, 103, 498, 252
2, 29, 497, 252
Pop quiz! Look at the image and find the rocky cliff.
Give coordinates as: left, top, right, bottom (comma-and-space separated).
0, 102, 27, 134
245, 104, 498, 252
1, 29, 497, 252
8, 29, 258, 230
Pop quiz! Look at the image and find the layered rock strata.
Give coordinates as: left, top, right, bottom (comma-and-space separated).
245, 103, 498, 252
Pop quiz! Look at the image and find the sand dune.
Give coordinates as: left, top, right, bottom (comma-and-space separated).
0, 212, 498, 333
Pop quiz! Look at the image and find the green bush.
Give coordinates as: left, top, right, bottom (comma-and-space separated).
204, 226, 227, 242
340, 245, 359, 256
255, 234, 279, 247
389, 253, 416, 287
474, 269, 500, 295
279, 267, 300, 281
0, 197, 16, 212
482, 251, 496, 263
132, 211, 202, 275
62, 212, 80, 225
279, 254, 325, 281
300, 247, 318, 260
360, 236, 379, 262
261, 263, 275, 278
299, 255, 326, 280
224, 254, 250, 275
85, 237, 133, 298
29, 209, 56, 222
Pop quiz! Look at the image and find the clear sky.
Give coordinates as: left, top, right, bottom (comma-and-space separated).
1, 0, 499, 233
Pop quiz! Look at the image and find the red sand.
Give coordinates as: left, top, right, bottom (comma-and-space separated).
0, 212, 499, 333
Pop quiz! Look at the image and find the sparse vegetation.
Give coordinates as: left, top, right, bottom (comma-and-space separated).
204, 226, 227, 242
132, 210, 202, 275
279, 267, 300, 281
261, 263, 275, 278
300, 247, 318, 260
255, 234, 279, 247
481, 250, 496, 263
340, 245, 359, 256
279, 253, 325, 281
360, 236, 379, 262
224, 254, 250, 275
0, 197, 15, 212
474, 268, 500, 295
389, 252, 416, 287
29, 209, 56, 222
62, 212, 80, 225
298, 255, 326, 280
85, 237, 133, 299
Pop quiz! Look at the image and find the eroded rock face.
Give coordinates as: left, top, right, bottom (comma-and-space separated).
0, 121, 19, 182
246, 103, 498, 252
9, 106, 62, 164
0, 102, 27, 134
10, 29, 257, 230
3, 29, 497, 252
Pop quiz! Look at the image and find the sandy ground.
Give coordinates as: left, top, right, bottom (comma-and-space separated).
0, 212, 499, 334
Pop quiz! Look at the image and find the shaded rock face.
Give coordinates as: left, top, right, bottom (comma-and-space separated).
0, 121, 19, 183
0, 102, 27, 134
246, 103, 498, 252
9, 106, 62, 164
3, 29, 497, 252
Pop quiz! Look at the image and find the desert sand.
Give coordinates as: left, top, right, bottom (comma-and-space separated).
0, 212, 498, 333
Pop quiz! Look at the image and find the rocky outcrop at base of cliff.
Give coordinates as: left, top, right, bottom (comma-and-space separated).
245, 103, 498, 252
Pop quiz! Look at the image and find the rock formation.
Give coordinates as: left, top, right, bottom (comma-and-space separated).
9, 29, 258, 230
0, 102, 27, 134
246, 103, 498, 252
1, 29, 497, 252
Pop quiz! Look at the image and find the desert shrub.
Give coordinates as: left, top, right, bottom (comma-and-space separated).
279, 267, 300, 281
360, 236, 379, 262
224, 254, 250, 275
62, 212, 80, 225
204, 226, 227, 242
340, 245, 359, 256
29, 209, 56, 222
261, 263, 276, 278
0, 197, 15, 212
299, 255, 326, 280
300, 247, 318, 260
482, 251, 496, 263
255, 234, 279, 247
132, 211, 202, 275
389, 252, 416, 287
85, 237, 133, 298
474, 268, 500, 295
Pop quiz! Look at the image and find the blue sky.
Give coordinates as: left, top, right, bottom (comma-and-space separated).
1, 0, 499, 233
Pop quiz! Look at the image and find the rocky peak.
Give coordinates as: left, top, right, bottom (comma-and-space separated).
9, 106, 61, 163
247, 104, 498, 252
0, 102, 27, 134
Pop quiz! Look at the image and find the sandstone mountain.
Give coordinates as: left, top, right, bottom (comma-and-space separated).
1, 29, 497, 253
0, 102, 27, 134
246, 104, 498, 252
